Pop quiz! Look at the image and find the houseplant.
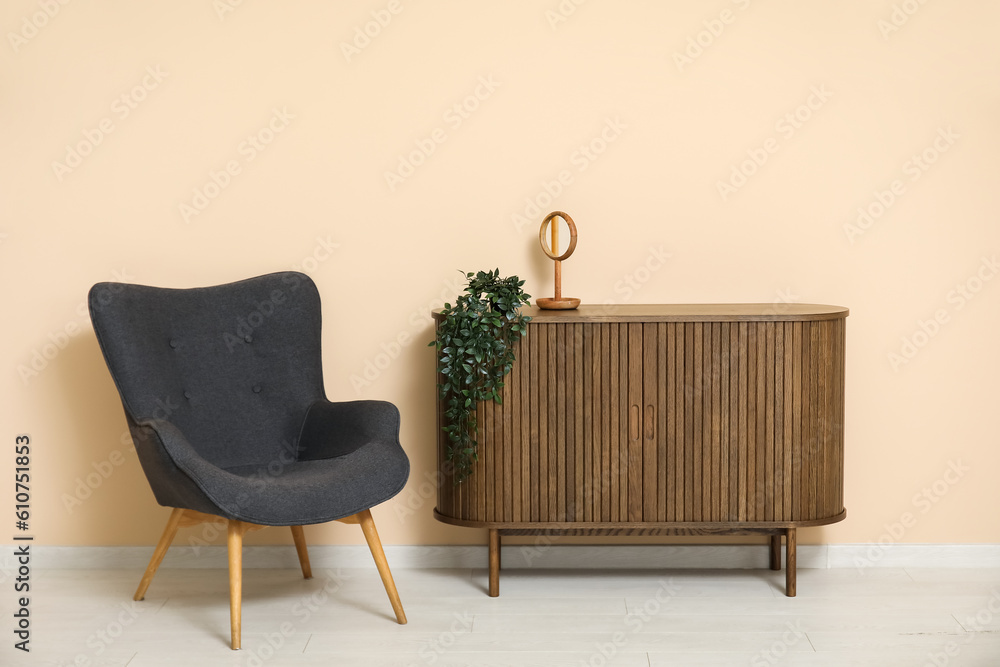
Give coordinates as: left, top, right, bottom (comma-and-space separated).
430, 269, 531, 482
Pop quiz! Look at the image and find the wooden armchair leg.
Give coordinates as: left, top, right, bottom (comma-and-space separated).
228, 520, 248, 650
134, 507, 185, 601
290, 525, 312, 579
357, 509, 407, 625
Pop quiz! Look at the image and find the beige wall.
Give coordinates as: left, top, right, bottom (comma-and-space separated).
2, 1, 998, 550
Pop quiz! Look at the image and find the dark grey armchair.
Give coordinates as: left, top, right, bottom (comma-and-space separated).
88, 271, 410, 649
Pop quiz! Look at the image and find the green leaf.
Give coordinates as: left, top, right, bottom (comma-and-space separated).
431, 268, 531, 485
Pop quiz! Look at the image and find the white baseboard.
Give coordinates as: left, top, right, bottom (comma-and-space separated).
3, 544, 998, 571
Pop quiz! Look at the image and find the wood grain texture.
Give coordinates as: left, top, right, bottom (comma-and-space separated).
290, 525, 312, 580
488, 529, 500, 597
433, 304, 850, 323
228, 519, 247, 650
357, 509, 408, 624
434, 305, 847, 533
133, 507, 185, 602
435, 509, 847, 531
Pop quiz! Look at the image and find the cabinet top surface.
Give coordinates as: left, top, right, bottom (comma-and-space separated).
433, 303, 848, 323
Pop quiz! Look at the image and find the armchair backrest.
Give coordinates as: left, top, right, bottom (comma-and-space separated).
89, 272, 325, 469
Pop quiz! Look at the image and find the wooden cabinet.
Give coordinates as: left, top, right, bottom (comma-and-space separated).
433, 304, 848, 596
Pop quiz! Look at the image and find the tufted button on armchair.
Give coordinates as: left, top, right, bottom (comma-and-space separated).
88, 271, 410, 649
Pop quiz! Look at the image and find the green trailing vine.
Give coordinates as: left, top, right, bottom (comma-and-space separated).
430, 270, 532, 483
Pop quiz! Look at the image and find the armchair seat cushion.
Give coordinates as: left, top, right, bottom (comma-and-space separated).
219, 439, 409, 526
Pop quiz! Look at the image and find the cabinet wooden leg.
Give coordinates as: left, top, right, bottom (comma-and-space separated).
769, 534, 782, 571
785, 528, 796, 597
488, 529, 500, 597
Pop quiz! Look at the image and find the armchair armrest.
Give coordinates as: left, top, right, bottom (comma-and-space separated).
136, 418, 217, 476
133, 418, 284, 521
296, 399, 401, 462
128, 417, 235, 516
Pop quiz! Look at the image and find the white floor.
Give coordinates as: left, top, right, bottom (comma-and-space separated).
5, 566, 1000, 666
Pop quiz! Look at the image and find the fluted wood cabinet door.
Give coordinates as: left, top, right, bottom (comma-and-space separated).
435, 305, 847, 531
